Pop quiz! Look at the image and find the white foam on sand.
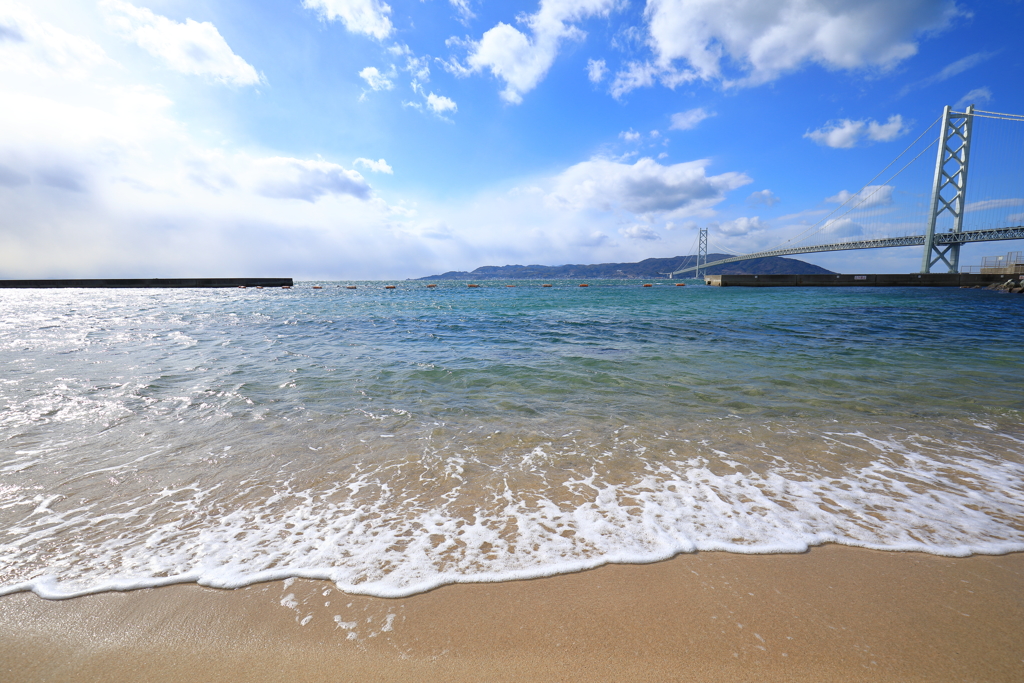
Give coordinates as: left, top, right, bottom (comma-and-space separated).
1, 428, 1022, 601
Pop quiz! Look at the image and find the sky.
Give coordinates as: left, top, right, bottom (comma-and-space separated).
1, 0, 1022, 279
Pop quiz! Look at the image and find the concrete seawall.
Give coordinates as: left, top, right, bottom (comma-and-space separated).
704, 273, 1014, 287
0, 278, 293, 289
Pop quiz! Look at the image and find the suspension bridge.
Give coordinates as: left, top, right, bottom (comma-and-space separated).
668, 105, 1024, 278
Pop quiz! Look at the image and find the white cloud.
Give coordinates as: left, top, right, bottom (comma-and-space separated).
547, 156, 751, 217
0, 4, 109, 78
303, 0, 393, 40
826, 185, 895, 208
586, 58, 607, 83
619, 129, 641, 142
456, 0, 621, 104
867, 115, 907, 142
426, 92, 457, 114
449, 0, 475, 23
610, 60, 658, 99
806, 119, 865, 149
712, 216, 767, 236
747, 189, 779, 207
931, 51, 994, 82
101, 0, 262, 86
669, 107, 714, 131
956, 87, 992, 110
0, 74, 402, 279
405, 54, 431, 84
964, 198, 1022, 213
376, 47, 457, 117
437, 47, 474, 77
645, 0, 958, 86
250, 158, 370, 202
620, 224, 660, 240
576, 231, 612, 247
901, 52, 995, 97
359, 66, 394, 90
0, 164, 30, 187
354, 158, 393, 174
821, 217, 864, 238
805, 115, 908, 148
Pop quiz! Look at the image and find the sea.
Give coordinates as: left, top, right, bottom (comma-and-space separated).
1, 281, 1022, 600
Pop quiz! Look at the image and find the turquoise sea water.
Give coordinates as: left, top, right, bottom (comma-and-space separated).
1, 281, 1022, 598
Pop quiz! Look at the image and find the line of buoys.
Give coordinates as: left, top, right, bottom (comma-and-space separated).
286, 281, 691, 291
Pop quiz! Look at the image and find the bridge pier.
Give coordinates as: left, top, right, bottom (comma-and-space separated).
694, 227, 708, 279
922, 104, 974, 273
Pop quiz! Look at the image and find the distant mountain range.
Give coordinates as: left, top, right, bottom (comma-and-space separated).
418, 254, 834, 280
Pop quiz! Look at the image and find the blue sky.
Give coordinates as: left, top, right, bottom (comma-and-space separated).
1, 0, 1022, 278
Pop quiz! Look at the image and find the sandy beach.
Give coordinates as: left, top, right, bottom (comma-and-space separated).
1, 544, 1021, 682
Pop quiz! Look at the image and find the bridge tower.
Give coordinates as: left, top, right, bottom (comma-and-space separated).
921, 104, 974, 273
694, 227, 708, 279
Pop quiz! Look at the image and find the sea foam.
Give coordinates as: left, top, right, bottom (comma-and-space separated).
1, 427, 1022, 600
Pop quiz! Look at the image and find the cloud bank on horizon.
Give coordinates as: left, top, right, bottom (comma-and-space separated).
0, 0, 1021, 278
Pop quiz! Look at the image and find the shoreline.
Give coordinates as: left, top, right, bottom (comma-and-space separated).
1, 545, 1021, 682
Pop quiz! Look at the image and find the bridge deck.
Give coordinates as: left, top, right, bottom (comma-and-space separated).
671, 226, 1024, 276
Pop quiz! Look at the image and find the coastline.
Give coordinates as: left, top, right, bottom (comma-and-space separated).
2, 545, 1021, 682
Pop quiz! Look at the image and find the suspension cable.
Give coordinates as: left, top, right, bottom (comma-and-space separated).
793, 135, 939, 245
754, 115, 942, 253
972, 109, 1024, 121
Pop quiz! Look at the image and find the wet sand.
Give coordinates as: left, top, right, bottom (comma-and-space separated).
1, 545, 1021, 682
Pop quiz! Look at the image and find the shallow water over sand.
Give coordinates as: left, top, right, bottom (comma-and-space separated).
1, 282, 1022, 598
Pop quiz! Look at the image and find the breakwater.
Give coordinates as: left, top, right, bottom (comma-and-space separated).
0, 278, 293, 289
704, 273, 1016, 288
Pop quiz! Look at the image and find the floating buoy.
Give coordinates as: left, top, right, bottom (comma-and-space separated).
312, 286, 322, 289
426, 284, 437, 288
467, 284, 479, 288
579, 283, 589, 287
385, 285, 396, 289
642, 284, 653, 287
542, 284, 553, 287
676, 283, 686, 287
346, 286, 357, 289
